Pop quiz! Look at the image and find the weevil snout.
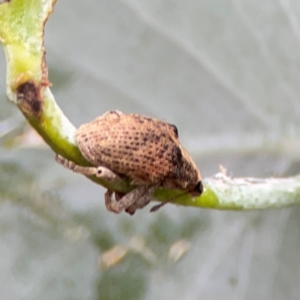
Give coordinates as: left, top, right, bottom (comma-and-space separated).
190, 181, 203, 197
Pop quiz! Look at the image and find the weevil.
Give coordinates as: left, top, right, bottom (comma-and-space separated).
56, 110, 203, 215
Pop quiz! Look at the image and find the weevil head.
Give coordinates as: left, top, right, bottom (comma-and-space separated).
156, 146, 202, 215
189, 180, 203, 197
183, 154, 203, 197
167, 145, 203, 197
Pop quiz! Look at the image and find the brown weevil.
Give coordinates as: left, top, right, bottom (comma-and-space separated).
56, 110, 203, 215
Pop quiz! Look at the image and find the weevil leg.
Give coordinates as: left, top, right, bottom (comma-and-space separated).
55, 154, 122, 182
105, 185, 157, 215
125, 197, 151, 215
149, 190, 189, 212
115, 192, 125, 201
104, 190, 118, 212
95, 167, 122, 182
125, 185, 157, 215
150, 202, 167, 212
55, 154, 97, 175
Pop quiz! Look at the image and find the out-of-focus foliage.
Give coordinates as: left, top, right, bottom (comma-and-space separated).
1, 0, 300, 299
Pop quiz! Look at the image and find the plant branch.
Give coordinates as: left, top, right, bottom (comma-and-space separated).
1, 0, 299, 211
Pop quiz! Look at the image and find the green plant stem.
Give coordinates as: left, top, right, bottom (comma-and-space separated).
157, 175, 300, 210
1, 0, 300, 211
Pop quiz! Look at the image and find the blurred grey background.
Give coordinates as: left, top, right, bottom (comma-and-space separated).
1, 0, 300, 299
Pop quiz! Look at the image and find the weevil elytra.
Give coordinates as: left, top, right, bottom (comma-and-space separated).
56, 110, 203, 215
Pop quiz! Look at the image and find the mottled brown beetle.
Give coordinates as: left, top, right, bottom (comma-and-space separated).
56, 110, 203, 215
